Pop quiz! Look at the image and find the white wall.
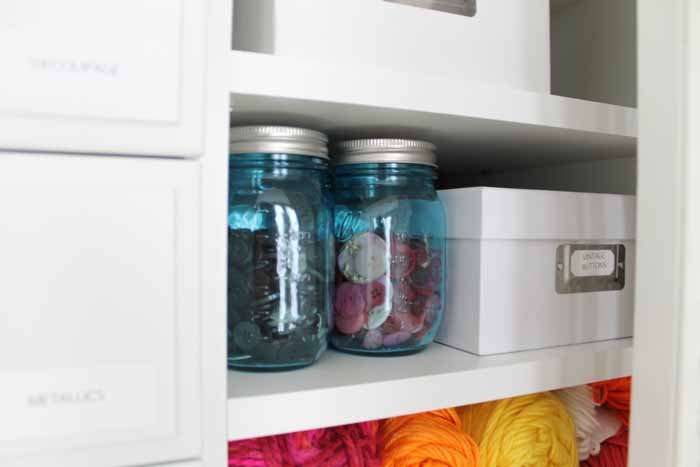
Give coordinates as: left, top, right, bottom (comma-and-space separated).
551, 0, 637, 107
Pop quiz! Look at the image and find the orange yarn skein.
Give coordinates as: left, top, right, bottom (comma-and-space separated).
591, 377, 631, 426
379, 408, 479, 467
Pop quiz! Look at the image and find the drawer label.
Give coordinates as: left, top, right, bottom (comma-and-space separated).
0, 366, 158, 443
27, 388, 106, 407
0, 0, 182, 122
570, 249, 615, 277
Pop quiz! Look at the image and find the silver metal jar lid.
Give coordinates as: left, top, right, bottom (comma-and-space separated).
333, 139, 438, 167
229, 126, 329, 159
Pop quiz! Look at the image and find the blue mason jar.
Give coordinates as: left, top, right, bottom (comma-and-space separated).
228, 126, 332, 370
331, 139, 446, 355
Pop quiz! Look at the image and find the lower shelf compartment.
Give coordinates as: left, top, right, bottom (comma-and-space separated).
227, 338, 632, 441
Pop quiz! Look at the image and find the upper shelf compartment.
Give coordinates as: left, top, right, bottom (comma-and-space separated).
229, 51, 637, 173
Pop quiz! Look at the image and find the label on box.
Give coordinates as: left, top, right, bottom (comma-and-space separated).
570, 250, 615, 277
556, 244, 626, 294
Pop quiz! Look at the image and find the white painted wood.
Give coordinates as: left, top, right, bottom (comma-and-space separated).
674, 2, 700, 464
629, 0, 700, 466
230, 51, 636, 172
0, 0, 205, 157
228, 339, 632, 441
233, 0, 550, 93
0, 154, 201, 467
0, 0, 228, 465
197, 0, 232, 465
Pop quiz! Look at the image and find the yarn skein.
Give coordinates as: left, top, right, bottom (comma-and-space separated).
554, 386, 598, 460
229, 421, 381, 467
590, 377, 631, 426
459, 393, 578, 467
379, 408, 479, 467
554, 386, 621, 461
580, 428, 628, 467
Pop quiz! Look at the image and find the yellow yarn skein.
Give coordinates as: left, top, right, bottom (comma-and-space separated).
459, 393, 578, 467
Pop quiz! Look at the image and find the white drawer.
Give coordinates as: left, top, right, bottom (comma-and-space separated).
0, 154, 202, 467
0, 0, 205, 157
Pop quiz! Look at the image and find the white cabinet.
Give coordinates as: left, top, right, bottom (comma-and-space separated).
628, 1, 700, 466
4, 0, 698, 466
0, 154, 202, 467
0, 0, 205, 157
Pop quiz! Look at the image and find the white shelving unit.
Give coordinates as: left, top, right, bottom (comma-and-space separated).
227, 51, 638, 441
228, 339, 632, 441
4, 1, 700, 466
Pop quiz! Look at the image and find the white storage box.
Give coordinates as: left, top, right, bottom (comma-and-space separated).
437, 187, 635, 355
233, 0, 551, 93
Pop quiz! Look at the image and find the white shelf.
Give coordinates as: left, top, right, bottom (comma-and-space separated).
229, 51, 637, 172
227, 338, 632, 441
228, 52, 636, 440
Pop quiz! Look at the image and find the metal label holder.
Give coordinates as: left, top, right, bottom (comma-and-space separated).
556, 244, 626, 294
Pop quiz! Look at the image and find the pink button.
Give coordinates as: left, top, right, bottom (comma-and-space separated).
334, 282, 367, 335
425, 294, 441, 310
414, 283, 435, 297
365, 277, 387, 308
383, 331, 412, 347
394, 309, 426, 334
335, 310, 366, 335
362, 329, 383, 350
381, 314, 402, 334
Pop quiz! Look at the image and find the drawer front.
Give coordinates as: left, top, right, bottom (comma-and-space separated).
0, 0, 204, 157
0, 154, 201, 467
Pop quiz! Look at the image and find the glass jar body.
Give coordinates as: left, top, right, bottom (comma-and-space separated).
228, 154, 333, 370
331, 163, 446, 355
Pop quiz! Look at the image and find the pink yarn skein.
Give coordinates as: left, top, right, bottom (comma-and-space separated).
229, 421, 380, 467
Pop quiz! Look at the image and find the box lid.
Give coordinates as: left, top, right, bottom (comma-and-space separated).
439, 187, 636, 240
